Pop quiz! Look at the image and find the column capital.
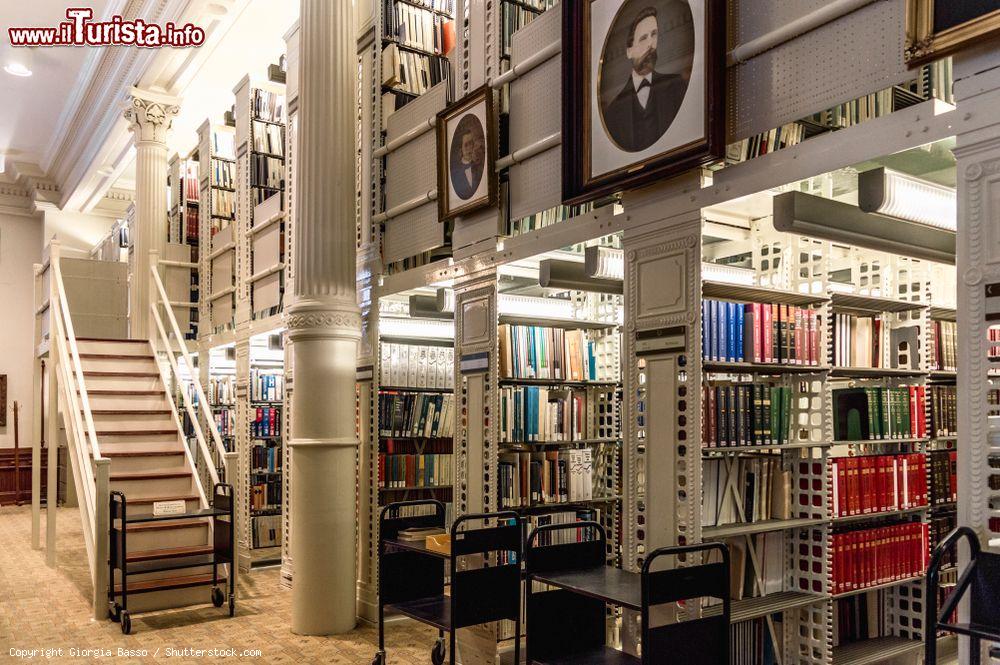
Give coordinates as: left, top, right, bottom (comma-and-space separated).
123, 87, 180, 146
285, 298, 362, 342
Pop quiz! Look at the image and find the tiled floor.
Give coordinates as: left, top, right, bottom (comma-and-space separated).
0, 505, 435, 664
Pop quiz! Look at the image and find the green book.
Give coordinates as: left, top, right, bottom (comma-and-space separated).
782, 387, 792, 444
880, 389, 890, 440
865, 388, 877, 440
770, 386, 780, 445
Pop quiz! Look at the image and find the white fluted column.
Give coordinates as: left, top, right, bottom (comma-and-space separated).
287, 0, 360, 636
124, 87, 179, 339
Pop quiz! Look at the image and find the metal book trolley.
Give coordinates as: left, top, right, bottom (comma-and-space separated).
374, 499, 523, 665
108, 483, 236, 634
525, 521, 731, 664
925, 526, 1000, 664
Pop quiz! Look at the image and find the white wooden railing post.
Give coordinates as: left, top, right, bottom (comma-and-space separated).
148, 250, 159, 349
46, 241, 60, 567
31, 263, 43, 551
93, 458, 111, 621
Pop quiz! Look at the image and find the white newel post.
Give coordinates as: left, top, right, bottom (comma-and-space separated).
287, 0, 361, 635
124, 87, 179, 340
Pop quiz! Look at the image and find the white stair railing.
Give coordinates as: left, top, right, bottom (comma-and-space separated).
147, 250, 236, 496
44, 241, 111, 621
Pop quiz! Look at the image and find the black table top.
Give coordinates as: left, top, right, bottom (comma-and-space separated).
384, 537, 451, 559
529, 566, 641, 611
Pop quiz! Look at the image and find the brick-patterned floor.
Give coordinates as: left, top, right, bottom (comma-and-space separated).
0, 505, 435, 663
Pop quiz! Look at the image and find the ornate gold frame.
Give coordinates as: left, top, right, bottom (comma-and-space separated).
905, 0, 1000, 67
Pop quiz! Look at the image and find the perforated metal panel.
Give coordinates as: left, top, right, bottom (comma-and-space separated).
728, 0, 835, 49
728, 0, 910, 142
508, 5, 562, 222
382, 83, 448, 264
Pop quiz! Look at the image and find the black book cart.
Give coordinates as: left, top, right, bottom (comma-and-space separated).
525, 521, 730, 664
374, 500, 523, 665
108, 482, 236, 634
926, 526, 1000, 664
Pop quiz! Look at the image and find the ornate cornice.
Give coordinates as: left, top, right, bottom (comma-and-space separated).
124, 88, 181, 146
285, 298, 363, 342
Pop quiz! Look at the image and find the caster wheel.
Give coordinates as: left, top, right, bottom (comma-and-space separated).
431, 639, 446, 665
120, 611, 132, 635
371, 651, 385, 665
212, 587, 225, 608
110, 604, 121, 623
228, 596, 235, 617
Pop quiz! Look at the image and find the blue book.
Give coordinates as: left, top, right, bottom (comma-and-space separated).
588, 341, 597, 380
727, 302, 737, 362
710, 300, 720, 362
702, 300, 709, 359
529, 387, 538, 442
735, 303, 744, 362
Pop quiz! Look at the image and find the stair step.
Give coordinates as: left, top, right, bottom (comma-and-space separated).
97, 430, 177, 437
102, 450, 185, 458
126, 545, 215, 563
125, 494, 200, 505
111, 470, 191, 481
79, 353, 154, 360
89, 409, 172, 415
124, 518, 209, 533
82, 390, 165, 396
76, 337, 148, 344
83, 371, 161, 377
112, 573, 223, 595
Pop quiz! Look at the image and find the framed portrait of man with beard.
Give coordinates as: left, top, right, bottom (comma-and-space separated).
437, 86, 498, 221
562, 0, 725, 204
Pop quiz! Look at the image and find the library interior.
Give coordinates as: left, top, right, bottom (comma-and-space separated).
1, 0, 999, 663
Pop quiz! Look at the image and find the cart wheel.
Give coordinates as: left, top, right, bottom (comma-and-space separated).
120, 611, 132, 635
228, 595, 235, 617
431, 639, 446, 665
212, 587, 225, 608
109, 604, 121, 623
371, 650, 385, 665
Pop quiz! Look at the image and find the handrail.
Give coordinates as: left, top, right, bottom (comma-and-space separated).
149, 251, 230, 479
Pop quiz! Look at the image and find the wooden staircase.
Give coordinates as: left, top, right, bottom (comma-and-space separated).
78, 337, 222, 614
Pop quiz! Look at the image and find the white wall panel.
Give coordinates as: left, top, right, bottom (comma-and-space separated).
508, 4, 562, 222
728, 0, 910, 142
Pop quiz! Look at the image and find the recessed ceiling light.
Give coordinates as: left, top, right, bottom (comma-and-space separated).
4, 62, 31, 77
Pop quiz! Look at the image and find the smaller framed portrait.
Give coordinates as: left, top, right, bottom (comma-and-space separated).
437, 86, 498, 221
905, 0, 1000, 67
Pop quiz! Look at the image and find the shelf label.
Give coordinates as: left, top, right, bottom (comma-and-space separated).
152, 500, 187, 517
635, 326, 686, 356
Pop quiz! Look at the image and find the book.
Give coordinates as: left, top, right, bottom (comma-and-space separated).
830, 453, 928, 517
498, 324, 602, 381
702, 456, 789, 527
831, 522, 928, 595
380, 343, 454, 389
702, 299, 820, 366
833, 386, 927, 441
702, 383, 788, 448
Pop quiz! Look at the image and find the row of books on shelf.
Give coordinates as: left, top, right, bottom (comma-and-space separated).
211, 131, 235, 160
929, 512, 957, 569
252, 121, 284, 157
830, 522, 928, 595
499, 324, 605, 382
832, 386, 928, 441
253, 187, 280, 207
930, 320, 958, 372
214, 408, 234, 436
506, 203, 592, 237
251, 154, 284, 190
379, 391, 455, 438
167, 207, 199, 245
211, 189, 235, 220
929, 449, 958, 505
500, 1, 554, 58
209, 376, 235, 405
253, 89, 285, 125
702, 384, 794, 448
499, 386, 590, 443
524, 507, 604, 547
381, 42, 450, 96
251, 406, 282, 437
813, 85, 922, 130
378, 453, 452, 489
180, 162, 199, 201
833, 590, 891, 645
251, 477, 282, 512
251, 514, 280, 548
730, 619, 780, 665
250, 370, 283, 402
830, 453, 928, 518
212, 158, 234, 189
252, 443, 281, 473
385, 0, 455, 56
725, 121, 807, 164
498, 449, 595, 508
701, 300, 822, 366
930, 385, 957, 437
702, 457, 791, 528
710, 532, 785, 602
379, 342, 454, 389
832, 313, 895, 369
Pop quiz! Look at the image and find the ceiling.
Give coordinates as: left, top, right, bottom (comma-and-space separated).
0, 0, 110, 169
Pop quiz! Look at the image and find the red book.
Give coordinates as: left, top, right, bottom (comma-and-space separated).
762, 304, 774, 363
846, 457, 858, 515
752, 303, 763, 363
794, 307, 804, 365
835, 459, 848, 517
809, 310, 818, 365
861, 456, 875, 513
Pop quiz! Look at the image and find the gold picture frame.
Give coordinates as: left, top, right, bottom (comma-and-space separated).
905, 0, 1000, 67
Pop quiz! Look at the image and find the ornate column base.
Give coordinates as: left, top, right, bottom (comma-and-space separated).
286, 298, 362, 635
